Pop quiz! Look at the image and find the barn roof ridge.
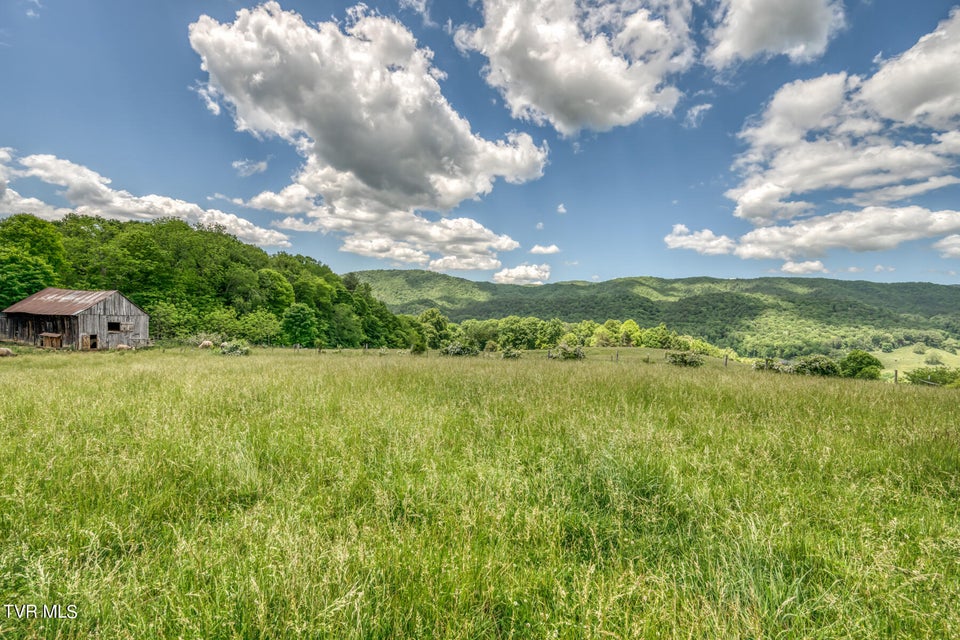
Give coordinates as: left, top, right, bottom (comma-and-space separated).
2, 287, 126, 316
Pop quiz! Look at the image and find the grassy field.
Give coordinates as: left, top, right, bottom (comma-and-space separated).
1, 348, 959, 638
873, 345, 960, 378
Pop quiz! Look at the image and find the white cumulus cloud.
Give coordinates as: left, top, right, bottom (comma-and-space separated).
664, 224, 735, 255
455, 0, 696, 136
494, 263, 551, 285
858, 8, 960, 129
670, 10, 960, 268
189, 2, 547, 270
934, 235, 960, 258
530, 243, 560, 254
781, 260, 828, 274
0, 150, 289, 247
706, 0, 844, 69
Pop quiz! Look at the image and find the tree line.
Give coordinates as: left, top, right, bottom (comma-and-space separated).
0, 214, 419, 348
353, 269, 960, 359
1, 214, 740, 355
416, 310, 731, 357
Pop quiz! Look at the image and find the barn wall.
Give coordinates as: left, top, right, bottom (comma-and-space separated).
1, 314, 79, 347
0, 313, 7, 341
79, 292, 150, 349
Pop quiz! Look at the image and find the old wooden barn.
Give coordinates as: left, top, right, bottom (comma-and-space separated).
0, 288, 149, 350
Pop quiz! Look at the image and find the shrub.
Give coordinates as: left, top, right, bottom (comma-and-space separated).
840, 350, 883, 378
219, 340, 250, 356
904, 367, 960, 386
855, 365, 882, 380
439, 341, 479, 357
666, 351, 704, 367
558, 332, 581, 347
409, 342, 426, 355
925, 352, 944, 366
912, 343, 928, 355
409, 334, 427, 355
792, 354, 841, 377
500, 347, 522, 359
753, 358, 792, 373
549, 342, 585, 361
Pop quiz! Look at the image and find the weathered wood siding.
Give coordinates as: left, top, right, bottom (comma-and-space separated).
77, 292, 150, 349
1, 314, 79, 347
1, 292, 149, 349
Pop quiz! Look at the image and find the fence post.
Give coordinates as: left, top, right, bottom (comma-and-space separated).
894, 369, 898, 384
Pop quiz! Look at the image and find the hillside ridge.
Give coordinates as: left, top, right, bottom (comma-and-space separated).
350, 269, 960, 357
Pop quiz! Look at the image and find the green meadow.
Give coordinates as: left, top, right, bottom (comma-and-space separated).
1, 349, 959, 638
874, 345, 960, 378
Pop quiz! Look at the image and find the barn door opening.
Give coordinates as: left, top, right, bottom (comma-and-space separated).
89, 334, 98, 350
81, 335, 90, 350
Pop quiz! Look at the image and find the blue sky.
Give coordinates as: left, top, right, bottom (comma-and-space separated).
1, 1, 959, 285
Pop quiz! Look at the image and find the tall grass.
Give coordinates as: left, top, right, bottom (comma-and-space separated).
1, 349, 958, 638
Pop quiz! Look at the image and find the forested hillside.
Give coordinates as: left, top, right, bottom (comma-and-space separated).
353, 269, 960, 358
7, 212, 959, 359
0, 214, 418, 348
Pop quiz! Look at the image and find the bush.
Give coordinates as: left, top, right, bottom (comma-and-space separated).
219, 340, 250, 356
409, 342, 426, 355
840, 350, 883, 378
753, 358, 792, 373
792, 354, 841, 377
549, 342, 585, 361
409, 334, 427, 355
439, 341, 479, 357
912, 343, 928, 355
924, 352, 944, 366
904, 367, 960, 386
855, 365, 882, 380
666, 351, 704, 367
558, 332, 581, 347
500, 347, 522, 359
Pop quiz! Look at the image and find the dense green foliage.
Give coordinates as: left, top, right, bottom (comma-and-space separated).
904, 367, 960, 387
666, 351, 704, 367
0, 214, 416, 349
0, 247, 57, 309
354, 269, 960, 358
2, 350, 958, 637
792, 354, 842, 377
840, 350, 884, 379
439, 340, 480, 357
7, 212, 959, 362
0, 212, 734, 355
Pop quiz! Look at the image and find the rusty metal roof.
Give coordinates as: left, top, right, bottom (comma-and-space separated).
3, 288, 118, 316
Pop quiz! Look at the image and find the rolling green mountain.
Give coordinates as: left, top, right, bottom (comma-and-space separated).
351, 269, 960, 358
